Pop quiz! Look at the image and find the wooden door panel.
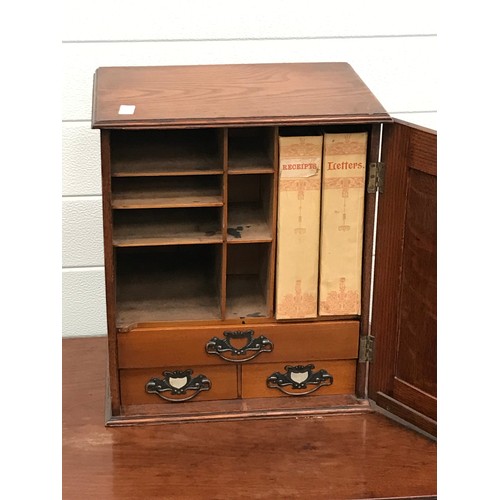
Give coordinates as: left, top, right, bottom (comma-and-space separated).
369, 120, 437, 435
396, 166, 436, 396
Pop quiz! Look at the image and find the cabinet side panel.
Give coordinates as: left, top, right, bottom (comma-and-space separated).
101, 130, 120, 413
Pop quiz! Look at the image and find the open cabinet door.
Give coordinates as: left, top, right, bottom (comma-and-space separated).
369, 120, 437, 436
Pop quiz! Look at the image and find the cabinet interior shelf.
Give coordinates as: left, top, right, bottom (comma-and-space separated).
227, 204, 273, 243
226, 275, 268, 318
226, 243, 271, 319
113, 208, 222, 247
115, 241, 273, 325
112, 177, 223, 209
109, 126, 278, 324
111, 129, 223, 177
112, 165, 223, 178
227, 127, 274, 174
116, 246, 222, 326
227, 172, 273, 243
228, 166, 275, 175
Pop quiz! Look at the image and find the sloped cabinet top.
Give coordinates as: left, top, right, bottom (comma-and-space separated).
92, 62, 390, 129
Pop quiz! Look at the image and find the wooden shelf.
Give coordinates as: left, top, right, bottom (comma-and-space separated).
228, 152, 274, 175
113, 208, 222, 247
228, 165, 274, 175
227, 173, 274, 243
228, 127, 274, 174
112, 177, 223, 209
111, 129, 223, 177
227, 204, 273, 243
226, 275, 268, 319
113, 162, 223, 178
226, 243, 271, 318
116, 246, 222, 327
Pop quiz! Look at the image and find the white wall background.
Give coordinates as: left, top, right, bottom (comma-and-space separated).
62, 0, 437, 337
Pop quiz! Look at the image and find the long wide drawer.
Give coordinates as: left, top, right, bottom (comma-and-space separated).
118, 321, 359, 369
120, 364, 238, 405
241, 360, 357, 399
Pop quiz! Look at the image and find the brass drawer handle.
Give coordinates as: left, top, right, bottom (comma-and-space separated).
145, 369, 211, 402
266, 364, 333, 396
205, 329, 273, 363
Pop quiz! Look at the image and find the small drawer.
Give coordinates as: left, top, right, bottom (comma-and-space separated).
250, 322, 359, 364
120, 364, 238, 405
118, 321, 359, 368
241, 360, 356, 399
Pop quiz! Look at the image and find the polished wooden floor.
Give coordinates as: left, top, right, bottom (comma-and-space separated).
63, 337, 436, 499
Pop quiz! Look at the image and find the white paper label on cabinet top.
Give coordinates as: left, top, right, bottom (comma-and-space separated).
118, 105, 136, 115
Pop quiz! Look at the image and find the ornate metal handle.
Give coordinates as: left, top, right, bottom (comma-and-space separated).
145, 369, 211, 402
266, 364, 333, 396
205, 329, 273, 363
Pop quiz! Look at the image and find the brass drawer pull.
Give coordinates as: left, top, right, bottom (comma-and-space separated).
205, 329, 273, 363
145, 369, 211, 402
266, 364, 333, 396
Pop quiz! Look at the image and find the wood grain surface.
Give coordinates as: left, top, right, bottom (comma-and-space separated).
100, 130, 120, 413
241, 360, 356, 399
63, 337, 436, 499
369, 121, 437, 435
120, 364, 238, 405
92, 63, 391, 128
117, 321, 359, 368
112, 207, 223, 247
357, 123, 382, 398
111, 176, 224, 209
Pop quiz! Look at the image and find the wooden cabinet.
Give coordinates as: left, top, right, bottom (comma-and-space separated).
92, 63, 436, 434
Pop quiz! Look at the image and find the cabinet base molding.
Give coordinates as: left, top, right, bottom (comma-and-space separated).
105, 383, 370, 426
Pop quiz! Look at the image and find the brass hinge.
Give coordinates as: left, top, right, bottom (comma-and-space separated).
359, 334, 375, 363
367, 162, 385, 193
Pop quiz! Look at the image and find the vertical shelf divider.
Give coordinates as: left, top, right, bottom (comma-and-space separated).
220, 128, 228, 320
267, 126, 279, 317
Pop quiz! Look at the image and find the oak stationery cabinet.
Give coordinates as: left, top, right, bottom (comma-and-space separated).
92, 63, 436, 435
